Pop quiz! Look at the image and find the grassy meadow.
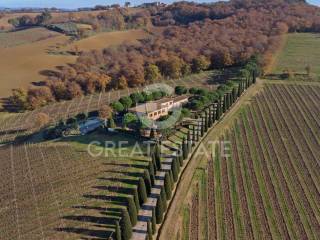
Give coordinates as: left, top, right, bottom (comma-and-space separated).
272, 33, 320, 78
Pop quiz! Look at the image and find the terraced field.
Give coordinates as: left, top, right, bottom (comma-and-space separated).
180, 83, 320, 240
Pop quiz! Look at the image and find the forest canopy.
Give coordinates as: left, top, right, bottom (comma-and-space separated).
7, 0, 320, 111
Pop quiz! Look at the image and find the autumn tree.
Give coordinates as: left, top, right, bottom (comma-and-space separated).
144, 64, 161, 82
118, 76, 128, 89
157, 57, 184, 79
27, 87, 54, 110
34, 112, 50, 129
8, 88, 29, 111
99, 105, 113, 127
191, 56, 210, 73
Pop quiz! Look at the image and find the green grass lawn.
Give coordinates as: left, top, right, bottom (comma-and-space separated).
272, 33, 320, 78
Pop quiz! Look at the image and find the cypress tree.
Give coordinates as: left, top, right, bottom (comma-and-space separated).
120, 208, 132, 240
147, 221, 153, 240
218, 100, 222, 119
115, 220, 121, 240
196, 121, 200, 141
253, 70, 257, 84
223, 95, 227, 113
171, 157, 179, 182
232, 88, 236, 103
148, 161, 155, 186
208, 107, 212, 127
212, 107, 216, 124
150, 128, 156, 139
138, 177, 148, 205
169, 170, 174, 188
151, 208, 157, 234
164, 172, 173, 200
131, 187, 140, 211
143, 170, 152, 194
182, 136, 188, 160
155, 195, 164, 224
192, 124, 196, 144
187, 130, 192, 152
178, 148, 183, 167
204, 110, 208, 132
151, 152, 157, 171
126, 196, 138, 225
200, 117, 205, 137
154, 144, 162, 170
160, 185, 167, 211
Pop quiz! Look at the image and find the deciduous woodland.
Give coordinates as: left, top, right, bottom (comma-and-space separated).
8, 0, 320, 111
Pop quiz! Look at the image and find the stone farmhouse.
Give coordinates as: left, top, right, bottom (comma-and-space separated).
129, 95, 189, 120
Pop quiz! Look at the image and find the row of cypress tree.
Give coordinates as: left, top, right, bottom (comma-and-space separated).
115, 63, 258, 240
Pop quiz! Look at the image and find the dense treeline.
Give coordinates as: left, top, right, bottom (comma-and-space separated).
7, 0, 320, 111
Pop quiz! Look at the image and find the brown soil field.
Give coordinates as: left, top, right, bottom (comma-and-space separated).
0, 29, 76, 98
0, 27, 61, 48
64, 28, 149, 52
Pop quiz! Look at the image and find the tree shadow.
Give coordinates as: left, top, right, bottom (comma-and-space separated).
103, 162, 147, 170
104, 170, 144, 179
56, 227, 113, 239
98, 176, 139, 186
63, 215, 117, 225
39, 69, 61, 78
